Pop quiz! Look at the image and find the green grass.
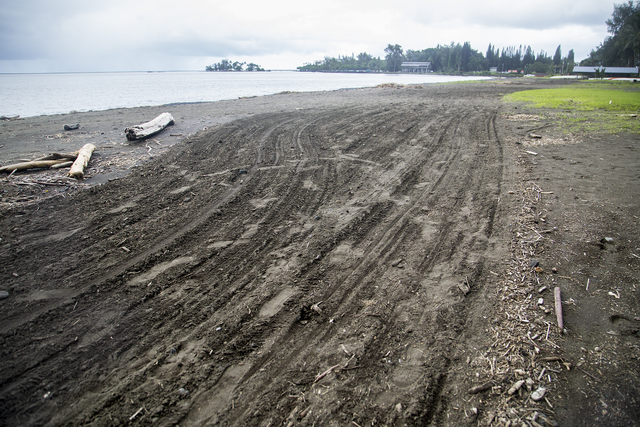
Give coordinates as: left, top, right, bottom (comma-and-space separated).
505, 85, 640, 111
504, 82, 640, 134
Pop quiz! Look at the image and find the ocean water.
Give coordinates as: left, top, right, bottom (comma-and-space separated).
0, 71, 488, 118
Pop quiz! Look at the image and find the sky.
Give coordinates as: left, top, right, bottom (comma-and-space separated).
0, 0, 615, 73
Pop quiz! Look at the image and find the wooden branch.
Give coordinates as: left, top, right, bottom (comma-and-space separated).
554, 287, 564, 330
34, 153, 78, 162
0, 159, 70, 172
124, 112, 175, 141
50, 161, 74, 169
68, 143, 96, 179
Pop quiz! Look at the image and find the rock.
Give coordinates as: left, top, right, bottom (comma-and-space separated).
529, 259, 540, 268
531, 386, 546, 401
64, 124, 80, 130
0, 291, 9, 299
178, 388, 189, 396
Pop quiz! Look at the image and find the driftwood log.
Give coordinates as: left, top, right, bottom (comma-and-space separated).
0, 160, 71, 172
0, 152, 80, 172
68, 143, 96, 179
124, 112, 175, 141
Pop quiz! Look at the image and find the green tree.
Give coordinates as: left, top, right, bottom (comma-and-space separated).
385, 44, 404, 72
522, 46, 535, 68
582, 1, 640, 67
553, 45, 562, 68
565, 49, 575, 73
619, 8, 640, 66
460, 42, 472, 71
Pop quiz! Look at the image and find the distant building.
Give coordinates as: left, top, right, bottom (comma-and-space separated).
489, 67, 498, 73
401, 62, 431, 73
573, 66, 639, 78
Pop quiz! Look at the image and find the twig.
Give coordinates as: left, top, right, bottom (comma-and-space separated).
129, 406, 144, 421
554, 287, 563, 330
577, 367, 599, 382
315, 364, 340, 383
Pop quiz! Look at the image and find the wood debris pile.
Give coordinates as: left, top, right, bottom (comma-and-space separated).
463, 163, 567, 426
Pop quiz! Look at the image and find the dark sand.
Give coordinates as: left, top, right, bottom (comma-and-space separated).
0, 80, 638, 426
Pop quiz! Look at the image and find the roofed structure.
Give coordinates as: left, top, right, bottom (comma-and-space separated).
573, 66, 639, 77
401, 62, 431, 73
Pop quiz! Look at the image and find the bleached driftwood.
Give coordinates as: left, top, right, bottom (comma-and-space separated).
0, 150, 86, 174
124, 112, 175, 141
68, 143, 96, 179
0, 160, 71, 172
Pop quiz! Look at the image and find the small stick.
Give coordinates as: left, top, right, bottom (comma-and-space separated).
129, 406, 144, 421
554, 287, 564, 330
586, 278, 590, 291
315, 364, 340, 383
577, 367, 599, 382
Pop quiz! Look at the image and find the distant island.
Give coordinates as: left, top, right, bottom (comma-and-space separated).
206, 60, 265, 72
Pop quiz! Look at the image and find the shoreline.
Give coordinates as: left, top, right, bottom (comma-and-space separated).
0, 72, 491, 119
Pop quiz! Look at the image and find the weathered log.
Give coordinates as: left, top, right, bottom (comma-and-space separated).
68, 143, 96, 179
0, 160, 70, 172
124, 112, 175, 141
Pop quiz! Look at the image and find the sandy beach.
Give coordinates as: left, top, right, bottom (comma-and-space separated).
0, 80, 638, 426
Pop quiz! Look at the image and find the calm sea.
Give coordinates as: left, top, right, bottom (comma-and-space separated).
0, 71, 488, 118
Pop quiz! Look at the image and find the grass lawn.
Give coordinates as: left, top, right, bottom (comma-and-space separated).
504, 81, 640, 134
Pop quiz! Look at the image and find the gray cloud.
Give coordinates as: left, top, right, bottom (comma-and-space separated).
0, 0, 614, 72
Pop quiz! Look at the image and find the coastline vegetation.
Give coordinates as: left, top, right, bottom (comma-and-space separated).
297, 43, 569, 74
297, 2, 639, 75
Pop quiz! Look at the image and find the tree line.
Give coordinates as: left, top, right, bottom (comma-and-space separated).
297, 42, 574, 75
206, 60, 265, 71
298, 2, 638, 74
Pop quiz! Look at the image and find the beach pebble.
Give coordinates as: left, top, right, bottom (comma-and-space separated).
531, 386, 546, 401
529, 259, 539, 268
0, 291, 9, 299
178, 388, 189, 396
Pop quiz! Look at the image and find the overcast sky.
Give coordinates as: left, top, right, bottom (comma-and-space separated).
0, 0, 614, 73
